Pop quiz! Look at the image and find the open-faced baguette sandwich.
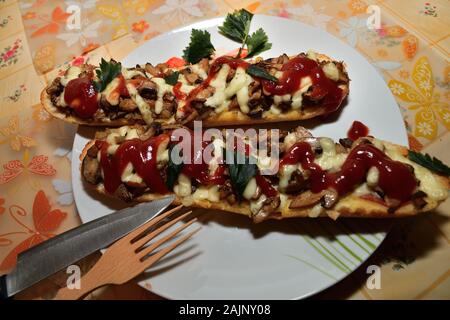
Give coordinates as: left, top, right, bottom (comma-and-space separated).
80, 124, 449, 223
42, 51, 349, 127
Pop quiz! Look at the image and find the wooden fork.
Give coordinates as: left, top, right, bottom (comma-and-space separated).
55, 205, 199, 300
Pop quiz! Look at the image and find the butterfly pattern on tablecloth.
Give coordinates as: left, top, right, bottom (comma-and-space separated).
389, 56, 450, 140
0, 115, 36, 151
0, 152, 56, 185
0, 190, 67, 271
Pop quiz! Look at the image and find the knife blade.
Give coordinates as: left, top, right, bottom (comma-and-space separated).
0, 195, 175, 298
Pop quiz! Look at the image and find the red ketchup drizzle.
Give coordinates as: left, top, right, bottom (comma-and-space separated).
64, 75, 99, 118
347, 121, 369, 141
280, 142, 417, 202
115, 74, 130, 97
173, 82, 187, 100
96, 135, 169, 194
261, 57, 343, 114
174, 131, 226, 186
255, 174, 278, 197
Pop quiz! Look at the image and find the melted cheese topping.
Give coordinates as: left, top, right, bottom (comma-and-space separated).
102, 77, 121, 106
279, 164, 299, 190
243, 177, 258, 200
385, 144, 448, 201
60, 66, 82, 86
58, 66, 82, 107
152, 77, 173, 114
174, 173, 192, 197
315, 138, 347, 172
322, 62, 340, 81
225, 67, 253, 113
309, 203, 324, 218
250, 194, 267, 215
121, 163, 143, 184
192, 185, 220, 202
122, 69, 146, 80
190, 64, 208, 79
205, 64, 230, 109
366, 167, 379, 187
126, 83, 153, 124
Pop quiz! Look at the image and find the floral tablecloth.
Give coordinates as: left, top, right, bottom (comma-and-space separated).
0, 0, 448, 300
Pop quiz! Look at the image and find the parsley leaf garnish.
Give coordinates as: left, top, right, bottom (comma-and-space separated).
164, 71, 180, 85
182, 29, 215, 64
93, 58, 122, 92
225, 149, 257, 201
246, 65, 277, 82
219, 9, 253, 43
166, 144, 184, 190
408, 151, 450, 176
246, 28, 272, 58
218, 9, 272, 59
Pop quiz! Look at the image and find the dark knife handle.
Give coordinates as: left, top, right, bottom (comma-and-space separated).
0, 275, 9, 299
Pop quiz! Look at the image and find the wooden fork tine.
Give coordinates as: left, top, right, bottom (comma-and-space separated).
121, 204, 183, 243
132, 210, 193, 250
140, 227, 201, 270
137, 218, 198, 259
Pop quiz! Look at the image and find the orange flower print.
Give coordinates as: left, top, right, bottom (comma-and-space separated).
0, 197, 5, 215
22, 12, 37, 20
0, 190, 67, 270
0, 115, 36, 151
348, 0, 368, 14
402, 35, 418, 60
399, 70, 410, 79
385, 26, 407, 38
389, 56, 449, 140
132, 20, 149, 33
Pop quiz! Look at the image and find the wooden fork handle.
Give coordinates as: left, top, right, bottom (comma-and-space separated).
54, 260, 111, 300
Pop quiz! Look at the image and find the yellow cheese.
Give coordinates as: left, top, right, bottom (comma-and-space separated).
174, 174, 192, 197
250, 194, 267, 215
190, 64, 208, 79
307, 50, 317, 61
243, 178, 258, 200
315, 138, 347, 172
120, 163, 143, 184
126, 83, 153, 124
309, 203, 324, 218
366, 167, 379, 187
102, 77, 121, 106
284, 132, 298, 150
224, 67, 253, 114
192, 185, 220, 202
60, 66, 82, 86
152, 77, 173, 115
122, 69, 145, 80
279, 164, 299, 190
322, 62, 340, 81
205, 64, 230, 109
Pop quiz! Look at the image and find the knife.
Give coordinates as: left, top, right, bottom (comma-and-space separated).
0, 195, 175, 298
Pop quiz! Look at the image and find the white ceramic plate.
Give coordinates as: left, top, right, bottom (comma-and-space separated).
72, 15, 406, 299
